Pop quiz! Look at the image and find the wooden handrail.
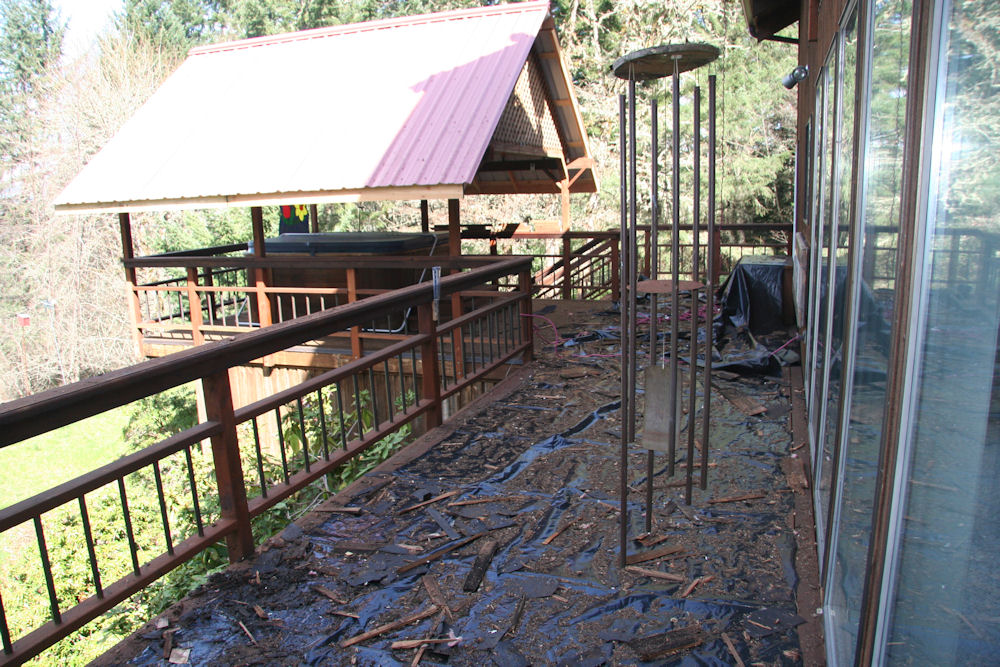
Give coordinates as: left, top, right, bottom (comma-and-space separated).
0, 257, 532, 447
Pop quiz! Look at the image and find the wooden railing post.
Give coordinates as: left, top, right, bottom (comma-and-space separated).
611, 236, 621, 298
186, 267, 205, 346
518, 270, 534, 363
201, 370, 254, 562
118, 212, 144, 357
418, 303, 442, 429
347, 268, 362, 359
562, 235, 572, 300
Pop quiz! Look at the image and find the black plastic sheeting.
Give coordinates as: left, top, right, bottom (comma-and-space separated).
124, 375, 806, 666
718, 256, 789, 335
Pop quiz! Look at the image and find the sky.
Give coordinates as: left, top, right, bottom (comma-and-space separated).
54, 0, 122, 57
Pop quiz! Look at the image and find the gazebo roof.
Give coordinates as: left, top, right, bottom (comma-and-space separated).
54, 1, 595, 214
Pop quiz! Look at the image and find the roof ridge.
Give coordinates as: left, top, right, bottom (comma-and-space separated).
188, 0, 550, 56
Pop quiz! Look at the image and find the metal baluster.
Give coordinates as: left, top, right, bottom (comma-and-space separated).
296, 397, 310, 472
117, 479, 141, 576
153, 462, 174, 555
78, 496, 103, 598
184, 446, 206, 532
317, 389, 330, 460
275, 408, 290, 484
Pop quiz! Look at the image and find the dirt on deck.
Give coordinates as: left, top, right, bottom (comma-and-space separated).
97, 299, 822, 666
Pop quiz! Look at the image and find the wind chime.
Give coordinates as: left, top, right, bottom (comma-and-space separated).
613, 44, 720, 567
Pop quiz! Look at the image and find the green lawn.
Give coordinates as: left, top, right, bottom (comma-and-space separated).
0, 407, 132, 509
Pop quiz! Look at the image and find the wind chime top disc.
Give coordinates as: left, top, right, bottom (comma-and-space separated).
612, 43, 720, 80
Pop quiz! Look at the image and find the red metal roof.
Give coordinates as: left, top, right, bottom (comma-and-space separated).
54, 1, 591, 213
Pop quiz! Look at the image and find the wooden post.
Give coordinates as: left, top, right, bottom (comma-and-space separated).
309, 204, 319, 233
186, 267, 205, 346
611, 235, 621, 297
346, 268, 362, 359
448, 198, 461, 256
118, 212, 144, 357
561, 234, 572, 300
418, 303, 442, 429
518, 270, 534, 363
420, 200, 430, 233
201, 370, 254, 562
559, 179, 570, 231
643, 226, 651, 278
251, 207, 273, 328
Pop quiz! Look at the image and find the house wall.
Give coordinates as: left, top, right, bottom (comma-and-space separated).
789, 0, 1000, 663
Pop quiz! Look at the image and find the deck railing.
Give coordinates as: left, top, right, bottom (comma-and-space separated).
0, 257, 533, 665
458, 223, 793, 298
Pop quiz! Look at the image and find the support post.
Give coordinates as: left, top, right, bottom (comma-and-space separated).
418, 303, 442, 429
118, 212, 144, 357
420, 200, 430, 233
346, 268, 362, 359
518, 270, 534, 363
448, 199, 461, 256
201, 370, 254, 562
186, 267, 205, 346
561, 235, 572, 300
309, 204, 319, 233
611, 235, 620, 297
251, 207, 272, 329
559, 179, 571, 231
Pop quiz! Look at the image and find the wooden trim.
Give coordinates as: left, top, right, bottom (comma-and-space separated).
448, 198, 461, 256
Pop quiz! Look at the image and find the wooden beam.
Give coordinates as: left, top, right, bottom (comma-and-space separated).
309, 204, 319, 233
250, 207, 272, 330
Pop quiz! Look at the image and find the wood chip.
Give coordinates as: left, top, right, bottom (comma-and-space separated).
340, 605, 439, 648
253, 605, 268, 620
397, 523, 514, 575
330, 610, 360, 619
708, 493, 765, 504
421, 575, 455, 623
168, 648, 191, 664
680, 575, 715, 598
625, 545, 685, 566
399, 490, 461, 514
447, 495, 522, 507
314, 585, 346, 604
722, 632, 746, 667
391, 636, 461, 650
542, 517, 578, 545
625, 566, 685, 583
238, 620, 258, 645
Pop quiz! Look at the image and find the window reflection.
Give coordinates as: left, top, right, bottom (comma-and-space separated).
887, 0, 1000, 662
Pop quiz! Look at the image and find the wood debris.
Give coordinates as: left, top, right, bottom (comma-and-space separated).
340, 605, 439, 648
314, 585, 346, 604
253, 605, 268, 620
722, 632, 746, 667
716, 384, 767, 416
625, 566, 685, 583
462, 538, 499, 592
708, 492, 766, 504
447, 495, 522, 507
625, 544, 685, 566
399, 490, 461, 514
426, 506, 461, 540
627, 625, 706, 661
315, 506, 363, 514
421, 575, 455, 623
391, 636, 462, 650
238, 620, 258, 645
680, 575, 714, 598
542, 517, 578, 545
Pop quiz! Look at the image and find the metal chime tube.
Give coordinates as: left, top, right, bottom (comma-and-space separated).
646, 98, 659, 532
668, 57, 681, 478
686, 86, 702, 505
618, 93, 629, 567
702, 75, 717, 490
628, 79, 639, 447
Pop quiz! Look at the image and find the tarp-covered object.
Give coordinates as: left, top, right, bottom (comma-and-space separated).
718, 255, 790, 335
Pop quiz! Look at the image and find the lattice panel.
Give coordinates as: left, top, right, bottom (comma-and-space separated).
491, 54, 562, 155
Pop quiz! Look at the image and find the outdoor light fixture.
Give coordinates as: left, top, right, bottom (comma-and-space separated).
782, 65, 809, 89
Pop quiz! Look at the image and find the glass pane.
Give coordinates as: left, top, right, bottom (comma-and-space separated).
886, 0, 1000, 662
811, 40, 839, 546
826, 1, 911, 662
819, 10, 858, 542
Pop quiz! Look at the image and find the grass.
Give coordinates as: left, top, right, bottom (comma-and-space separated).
0, 407, 132, 509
